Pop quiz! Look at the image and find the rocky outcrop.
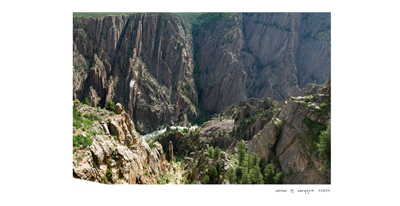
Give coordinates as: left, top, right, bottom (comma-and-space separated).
200, 119, 235, 150
73, 103, 168, 184
247, 118, 281, 164
183, 149, 231, 184
247, 78, 331, 184
73, 13, 200, 134
218, 97, 278, 142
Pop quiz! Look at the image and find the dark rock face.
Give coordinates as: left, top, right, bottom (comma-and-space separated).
241, 13, 301, 101
194, 13, 331, 111
296, 13, 331, 87
193, 13, 248, 113
73, 13, 200, 134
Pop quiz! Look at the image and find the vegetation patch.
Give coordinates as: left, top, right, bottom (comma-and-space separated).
73, 134, 93, 148
191, 13, 236, 35
73, 106, 84, 129
225, 142, 284, 184
106, 100, 115, 111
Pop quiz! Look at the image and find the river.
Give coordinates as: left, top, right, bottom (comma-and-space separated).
141, 126, 201, 140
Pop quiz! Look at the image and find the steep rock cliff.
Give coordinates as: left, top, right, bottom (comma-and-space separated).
193, 13, 330, 111
73, 13, 200, 134
193, 13, 248, 113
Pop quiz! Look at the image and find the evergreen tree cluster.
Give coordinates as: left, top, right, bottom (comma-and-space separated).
225, 141, 284, 184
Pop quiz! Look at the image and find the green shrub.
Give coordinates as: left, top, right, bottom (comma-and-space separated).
202, 175, 210, 184
88, 130, 102, 136
73, 106, 84, 129
74, 99, 82, 105
83, 113, 93, 120
106, 99, 115, 111
84, 118, 93, 130
84, 97, 90, 106
207, 146, 214, 157
273, 172, 284, 184
73, 134, 93, 148
213, 146, 221, 158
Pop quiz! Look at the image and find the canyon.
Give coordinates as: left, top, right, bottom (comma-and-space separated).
73, 12, 331, 184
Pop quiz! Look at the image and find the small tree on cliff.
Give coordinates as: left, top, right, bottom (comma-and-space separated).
84, 97, 90, 106
213, 146, 221, 158
317, 120, 331, 165
207, 146, 214, 158
106, 99, 115, 111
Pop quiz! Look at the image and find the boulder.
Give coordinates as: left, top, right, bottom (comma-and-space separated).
89, 135, 114, 165
115, 103, 124, 114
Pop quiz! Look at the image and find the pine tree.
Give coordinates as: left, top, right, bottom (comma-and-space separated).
264, 164, 274, 184
250, 153, 259, 170
247, 154, 252, 173
241, 171, 251, 184
317, 120, 331, 164
210, 166, 218, 184
274, 172, 284, 184
202, 175, 210, 184
242, 153, 249, 172
226, 167, 236, 184
237, 141, 246, 166
250, 165, 264, 184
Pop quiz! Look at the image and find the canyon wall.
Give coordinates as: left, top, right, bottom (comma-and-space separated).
73, 13, 200, 134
